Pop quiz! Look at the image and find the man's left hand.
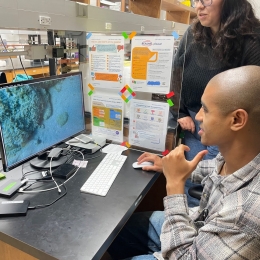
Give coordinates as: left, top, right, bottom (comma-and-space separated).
162, 145, 207, 195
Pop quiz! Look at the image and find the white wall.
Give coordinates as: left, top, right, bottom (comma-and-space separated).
248, 0, 260, 19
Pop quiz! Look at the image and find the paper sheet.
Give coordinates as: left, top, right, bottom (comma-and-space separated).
131, 36, 174, 94
91, 94, 124, 142
129, 100, 169, 151
88, 35, 125, 89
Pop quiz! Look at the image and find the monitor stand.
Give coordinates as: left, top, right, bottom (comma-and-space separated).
30, 156, 68, 169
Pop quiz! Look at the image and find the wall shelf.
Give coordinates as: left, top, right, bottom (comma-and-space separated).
129, 0, 197, 24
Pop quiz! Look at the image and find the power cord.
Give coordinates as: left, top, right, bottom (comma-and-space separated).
22, 162, 39, 179
89, 141, 103, 152
49, 155, 62, 193
22, 179, 54, 191
28, 181, 67, 210
19, 148, 84, 194
22, 170, 48, 181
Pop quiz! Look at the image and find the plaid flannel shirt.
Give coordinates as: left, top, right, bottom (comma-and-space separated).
155, 153, 260, 260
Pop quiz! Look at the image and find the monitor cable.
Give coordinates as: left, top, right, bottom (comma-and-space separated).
28, 180, 67, 210
49, 155, 62, 193
19, 148, 84, 194
21, 162, 44, 181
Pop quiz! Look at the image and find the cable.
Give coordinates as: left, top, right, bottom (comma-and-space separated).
0, 34, 17, 80
64, 147, 85, 163
69, 150, 103, 163
18, 55, 29, 79
63, 147, 85, 163
49, 155, 62, 193
19, 149, 84, 194
22, 179, 54, 191
28, 181, 67, 210
21, 161, 42, 180
66, 142, 103, 163
22, 170, 43, 180
89, 141, 103, 153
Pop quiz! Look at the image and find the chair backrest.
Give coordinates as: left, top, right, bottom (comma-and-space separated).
188, 185, 203, 200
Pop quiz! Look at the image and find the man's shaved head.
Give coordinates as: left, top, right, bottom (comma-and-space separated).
206, 65, 260, 126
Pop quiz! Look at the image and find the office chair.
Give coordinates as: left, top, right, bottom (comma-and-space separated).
188, 184, 203, 200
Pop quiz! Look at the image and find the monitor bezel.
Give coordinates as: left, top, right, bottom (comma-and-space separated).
0, 72, 86, 172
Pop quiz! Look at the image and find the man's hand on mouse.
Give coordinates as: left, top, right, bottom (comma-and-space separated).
137, 152, 163, 172
162, 145, 208, 195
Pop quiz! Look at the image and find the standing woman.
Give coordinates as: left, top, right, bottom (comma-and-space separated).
107, 1, 260, 258
175, 0, 260, 161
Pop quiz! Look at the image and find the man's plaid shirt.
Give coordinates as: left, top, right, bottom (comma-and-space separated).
155, 153, 260, 260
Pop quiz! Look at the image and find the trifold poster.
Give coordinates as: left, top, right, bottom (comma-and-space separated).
129, 100, 169, 151
88, 36, 124, 89
131, 36, 174, 94
91, 95, 124, 142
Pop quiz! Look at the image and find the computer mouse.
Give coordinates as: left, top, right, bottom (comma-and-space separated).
132, 161, 154, 169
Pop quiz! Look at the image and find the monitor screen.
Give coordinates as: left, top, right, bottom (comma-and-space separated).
0, 72, 85, 171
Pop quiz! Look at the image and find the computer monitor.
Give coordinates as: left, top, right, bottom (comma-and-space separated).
0, 72, 86, 172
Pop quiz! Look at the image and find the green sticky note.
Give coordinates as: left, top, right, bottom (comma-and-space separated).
122, 32, 128, 39
0, 173, 6, 180
127, 87, 133, 94
167, 99, 174, 106
88, 90, 94, 96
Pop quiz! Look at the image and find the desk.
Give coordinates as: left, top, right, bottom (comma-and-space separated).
0, 149, 161, 260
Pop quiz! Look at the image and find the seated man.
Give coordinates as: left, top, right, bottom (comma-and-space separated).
108, 65, 260, 259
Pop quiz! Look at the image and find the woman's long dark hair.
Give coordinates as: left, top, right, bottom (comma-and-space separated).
192, 0, 260, 66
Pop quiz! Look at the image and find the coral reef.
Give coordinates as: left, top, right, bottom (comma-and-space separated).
56, 112, 68, 126
0, 84, 51, 158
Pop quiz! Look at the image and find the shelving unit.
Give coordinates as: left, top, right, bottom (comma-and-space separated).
163, 0, 196, 23
129, 0, 197, 24
73, 0, 128, 12
72, 0, 196, 24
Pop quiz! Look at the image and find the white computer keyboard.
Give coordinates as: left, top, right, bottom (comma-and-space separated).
80, 153, 127, 196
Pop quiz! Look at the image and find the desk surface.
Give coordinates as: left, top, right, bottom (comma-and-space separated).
0, 149, 160, 260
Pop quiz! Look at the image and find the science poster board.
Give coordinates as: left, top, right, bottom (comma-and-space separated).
88, 35, 125, 89
131, 36, 174, 94
91, 94, 124, 142
129, 100, 169, 151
